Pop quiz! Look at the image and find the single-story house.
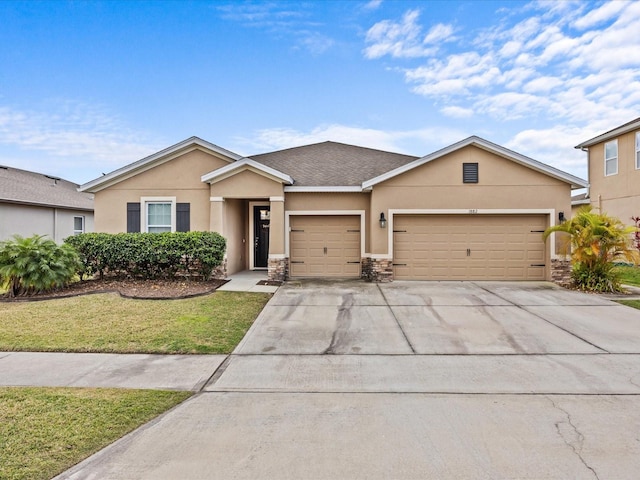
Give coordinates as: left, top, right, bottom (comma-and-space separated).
0, 165, 94, 243
575, 117, 640, 225
79, 136, 587, 282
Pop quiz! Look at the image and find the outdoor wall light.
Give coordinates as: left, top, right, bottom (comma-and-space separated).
379, 212, 387, 228
559, 211, 565, 222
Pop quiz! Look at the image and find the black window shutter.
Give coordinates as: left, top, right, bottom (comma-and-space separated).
127, 203, 141, 232
176, 203, 190, 232
463, 163, 479, 183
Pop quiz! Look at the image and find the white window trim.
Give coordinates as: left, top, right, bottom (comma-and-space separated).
73, 215, 85, 235
140, 196, 176, 233
604, 139, 618, 176
636, 132, 640, 170
249, 201, 270, 270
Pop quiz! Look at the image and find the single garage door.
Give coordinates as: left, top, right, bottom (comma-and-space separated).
393, 214, 547, 280
290, 215, 361, 277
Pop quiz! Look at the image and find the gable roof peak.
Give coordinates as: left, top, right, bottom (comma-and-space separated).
79, 136, 243, 193
362, 135, 588, 190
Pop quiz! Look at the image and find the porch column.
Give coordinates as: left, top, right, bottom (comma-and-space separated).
268, 197, 285, 255
209, 197, 224, 235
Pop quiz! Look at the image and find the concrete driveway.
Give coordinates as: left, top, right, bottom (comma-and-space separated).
59, 280, 640, 479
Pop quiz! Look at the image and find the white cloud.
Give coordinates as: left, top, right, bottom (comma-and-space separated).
423, 23, 455, 44
522, 76, 563, 93
363, 0, 382, 11
505, 125, 589, 178
218, 3, 335, 55
440, 106, 474, 118
234, 123, 467, 156
364, 2, 640, 157
405, 52, 501, 96
573, 0, 628, 29
363, 10, 453, 59
0, 101, 161, 167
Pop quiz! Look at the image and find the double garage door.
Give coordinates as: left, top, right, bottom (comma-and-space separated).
289, 215, 361, 278
393, 214, 547, 281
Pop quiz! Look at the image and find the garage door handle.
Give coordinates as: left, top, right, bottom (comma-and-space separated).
530, 264, 546, 267
467, 248, 471, 256
347, 261, 360, 264
291, 261, 304, 264
324, 247, 327, 255
393, 263, 407, 266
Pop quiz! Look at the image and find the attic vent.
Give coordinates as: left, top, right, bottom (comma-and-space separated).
463, 163, 478, 184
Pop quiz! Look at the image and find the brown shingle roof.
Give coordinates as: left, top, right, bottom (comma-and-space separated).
0, 166, 94, 210
249, 141, 419, 186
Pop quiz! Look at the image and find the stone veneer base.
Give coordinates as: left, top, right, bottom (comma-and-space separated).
268, 258, 289, 282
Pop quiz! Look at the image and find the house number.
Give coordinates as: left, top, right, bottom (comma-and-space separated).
468, 209, 478, 214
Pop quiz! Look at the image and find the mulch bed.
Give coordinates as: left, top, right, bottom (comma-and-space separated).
1, 278, 228, 302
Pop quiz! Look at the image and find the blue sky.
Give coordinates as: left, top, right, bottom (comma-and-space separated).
1, 0, 639, 185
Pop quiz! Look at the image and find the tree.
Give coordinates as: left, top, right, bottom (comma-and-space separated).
0, 235, 81, 297
543, 206, 638, 292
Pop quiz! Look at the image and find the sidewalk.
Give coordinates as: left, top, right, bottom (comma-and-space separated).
0, 352, 226, 391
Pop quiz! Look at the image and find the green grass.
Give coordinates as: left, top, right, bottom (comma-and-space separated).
617, 299, 640, 310
615, 265, 640, 287
0, 291, 270, 353
0, 387, 191, 480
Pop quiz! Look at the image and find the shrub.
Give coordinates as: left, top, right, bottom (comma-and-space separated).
0, 235, 81, 297
544, 206, 638, 292
64, 231, 226, 280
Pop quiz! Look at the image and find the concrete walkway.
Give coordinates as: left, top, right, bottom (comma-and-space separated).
52, 280, 640, 479
217, 270, 280, 293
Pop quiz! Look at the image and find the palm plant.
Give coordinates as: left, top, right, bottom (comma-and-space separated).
0, 234, 81, 297
544, 206, 638, 292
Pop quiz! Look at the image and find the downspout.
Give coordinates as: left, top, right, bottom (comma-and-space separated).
580, 146, 591, 201
53, 208, 58, 242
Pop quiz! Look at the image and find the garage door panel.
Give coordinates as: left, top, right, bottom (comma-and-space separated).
290, 215, 361, 278
394, 215, 547, 280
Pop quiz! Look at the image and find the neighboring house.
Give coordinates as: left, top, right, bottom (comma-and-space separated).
575, 117, 640, 225
570, 192, 590, 217
79, 136, 587, 282
0, 165, 94, 243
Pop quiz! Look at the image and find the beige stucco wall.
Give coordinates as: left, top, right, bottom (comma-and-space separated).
588, 130, 640, 225
0, 203, 94, 243
224, 199, 248, 275
369, 145, 571, 258
93, 148, 229, 233
209, 169, 284, 199
284, 192, 371, 253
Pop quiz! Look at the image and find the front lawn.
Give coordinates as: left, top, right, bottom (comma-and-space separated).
0, 387, 191, 480
615, 265, 640, 287
0, 291, 270, 354
618, 299, 640, 310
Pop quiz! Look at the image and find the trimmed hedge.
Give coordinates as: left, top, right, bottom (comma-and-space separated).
64, 232, 226, 280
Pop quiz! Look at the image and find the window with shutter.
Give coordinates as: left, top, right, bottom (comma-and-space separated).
176, 203, 190, 232
127, 203, 141, 232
